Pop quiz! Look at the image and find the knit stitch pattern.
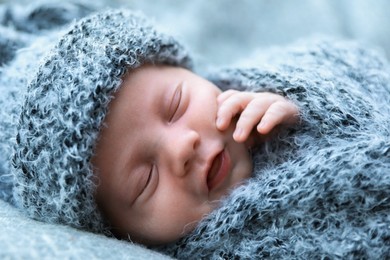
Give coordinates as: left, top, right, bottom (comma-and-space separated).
9, 9, 191, 234
159, 40, 390, 259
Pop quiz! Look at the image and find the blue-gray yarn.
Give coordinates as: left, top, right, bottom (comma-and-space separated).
158, 40, 390, 259
0, 0, 95, 205
5, 8, 191, 234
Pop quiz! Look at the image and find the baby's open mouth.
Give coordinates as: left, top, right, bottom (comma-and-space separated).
207, 149, 231, 191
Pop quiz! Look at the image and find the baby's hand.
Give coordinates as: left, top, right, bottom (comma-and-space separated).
216, 90, 299, 143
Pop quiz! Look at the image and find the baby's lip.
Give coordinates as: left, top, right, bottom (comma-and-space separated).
205, 148, 231, 192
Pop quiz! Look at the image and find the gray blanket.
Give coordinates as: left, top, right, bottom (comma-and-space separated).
158, 40, 390, 259
0, 199, 172, 259
0, 1, 95, 204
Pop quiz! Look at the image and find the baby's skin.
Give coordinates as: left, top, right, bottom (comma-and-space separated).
92, 64, 299, 245
217, 89, 299, 144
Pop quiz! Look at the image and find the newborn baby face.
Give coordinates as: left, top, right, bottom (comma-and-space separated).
92, 65, 252, 245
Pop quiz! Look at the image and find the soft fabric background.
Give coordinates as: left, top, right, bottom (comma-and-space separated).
0, 200, 172, 259
2, 0, 389, 67
119, 0, 390, 68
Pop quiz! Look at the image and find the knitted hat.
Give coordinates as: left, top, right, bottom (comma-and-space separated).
12, 9, 192, 234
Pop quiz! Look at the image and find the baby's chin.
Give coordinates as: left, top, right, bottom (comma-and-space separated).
141, 219, 204, 246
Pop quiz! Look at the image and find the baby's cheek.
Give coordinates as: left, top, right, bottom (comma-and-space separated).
149, 207, 208, 244
141, 187, 213, 245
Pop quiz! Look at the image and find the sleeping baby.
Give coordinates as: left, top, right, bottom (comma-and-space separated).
2, 8, 390, 259
91, 64, 298, 245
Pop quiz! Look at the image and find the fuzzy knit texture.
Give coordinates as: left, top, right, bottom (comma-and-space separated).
158, 40, 390, 259
0, 3, 191, 235
0, 1, 92, 204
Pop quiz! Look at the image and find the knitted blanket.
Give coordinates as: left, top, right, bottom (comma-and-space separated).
0, 1, 94, 203
158, 40, 390, 259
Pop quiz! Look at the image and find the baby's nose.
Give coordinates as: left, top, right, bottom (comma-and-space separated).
164, 128, 200, 177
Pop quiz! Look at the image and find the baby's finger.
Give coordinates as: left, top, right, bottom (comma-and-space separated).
233, 99, 269, 142
217, 90, 239, 105
216, 92, 252, 130
257, 101, 297, 134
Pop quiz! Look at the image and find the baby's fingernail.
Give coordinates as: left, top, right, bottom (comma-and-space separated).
216, 117, 223, 128
258, 121, 266, 130
258, 121, 268, 134
234, 128, 243, 140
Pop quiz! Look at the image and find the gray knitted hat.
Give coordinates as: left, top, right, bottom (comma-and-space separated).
12, 9, 192, 233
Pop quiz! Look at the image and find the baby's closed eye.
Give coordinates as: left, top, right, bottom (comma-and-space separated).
168, 83, 183, 123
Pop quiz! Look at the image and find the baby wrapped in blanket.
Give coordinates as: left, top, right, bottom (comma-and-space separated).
0, 4, 389, 259
158, 40, 390, 258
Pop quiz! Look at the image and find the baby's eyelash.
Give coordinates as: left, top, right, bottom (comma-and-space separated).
140, 165, 154, 195
168, 85, 182, 122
